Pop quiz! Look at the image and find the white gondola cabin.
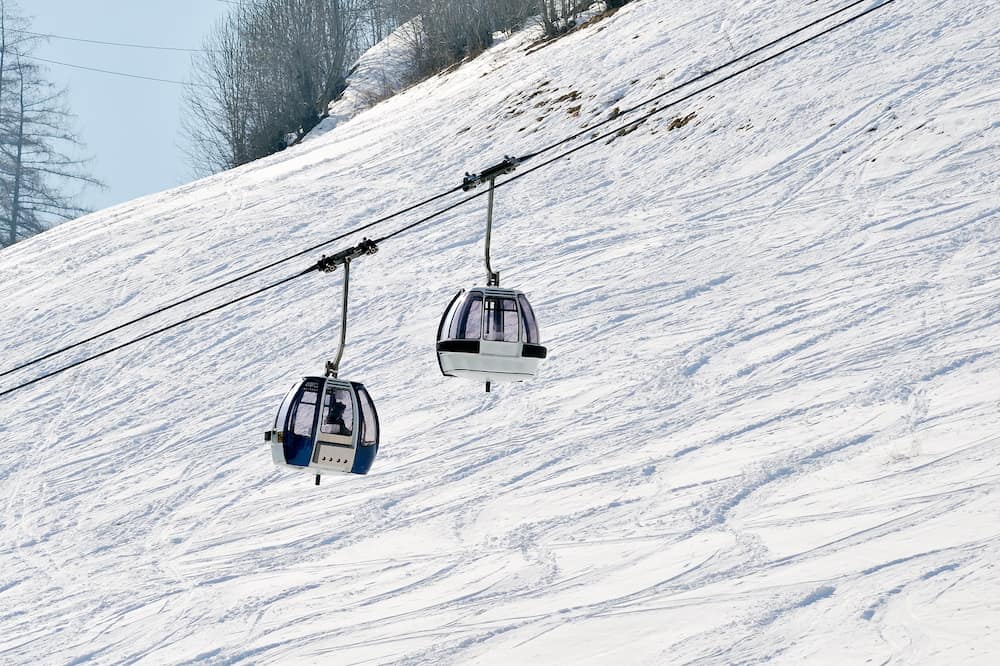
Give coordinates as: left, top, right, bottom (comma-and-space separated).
265, 376, 380, 478
437, 287, 547, 386
263, 239, 382, 485
438, 156, 549, 390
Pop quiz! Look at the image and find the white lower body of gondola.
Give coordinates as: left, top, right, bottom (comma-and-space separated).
438, 339, 544, 383
268, 433, 356, 474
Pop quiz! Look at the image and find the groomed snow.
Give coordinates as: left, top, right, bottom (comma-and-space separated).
1, 0, 998, 663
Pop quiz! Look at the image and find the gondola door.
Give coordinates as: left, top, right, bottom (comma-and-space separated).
283, 378, 322, 467
312, 380, 358, 472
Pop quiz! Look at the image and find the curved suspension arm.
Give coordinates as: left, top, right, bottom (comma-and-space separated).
314, 238, 377, 378
464, 157, 518, 288
484, 178, 500, 286
327, 259, 350, 378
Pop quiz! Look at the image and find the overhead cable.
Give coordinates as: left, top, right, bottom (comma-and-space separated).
2, 0, 881, 381
0, 0, 896, 399
20, 54, 208, 87
7, 28, 209, 53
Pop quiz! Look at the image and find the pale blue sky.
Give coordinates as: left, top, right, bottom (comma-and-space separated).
19, 0, 234, 212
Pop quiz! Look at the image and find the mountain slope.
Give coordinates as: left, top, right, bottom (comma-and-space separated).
1, 1, 998, 663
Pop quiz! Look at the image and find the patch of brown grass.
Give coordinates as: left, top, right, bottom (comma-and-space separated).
668, 111, 697, 131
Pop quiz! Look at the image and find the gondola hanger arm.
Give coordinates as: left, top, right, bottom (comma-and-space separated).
463, 158, 523, 286
318, 239, 378, 379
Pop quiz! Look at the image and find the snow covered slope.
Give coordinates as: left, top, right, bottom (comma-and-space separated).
309, 19, 417, 140
1, 1, 998, 663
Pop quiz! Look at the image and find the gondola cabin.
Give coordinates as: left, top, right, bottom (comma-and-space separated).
265, 376, 380, 480
437, 287, 547, 385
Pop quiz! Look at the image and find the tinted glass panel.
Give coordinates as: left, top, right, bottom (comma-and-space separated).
449, 293, 483, 340
438, 291, 463, 343
274, 382, 299, 430
484, 297, 519, 342
503, 305, 520, 342
291, 379, 321, 437
320, 385, 354, 436
517, 295, 540, 344
356, 387, 378, 446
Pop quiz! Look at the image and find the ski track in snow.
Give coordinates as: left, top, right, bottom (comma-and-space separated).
1, 0, 999, 663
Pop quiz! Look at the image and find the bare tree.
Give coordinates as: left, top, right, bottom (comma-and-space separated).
362, 0, 394, 43
185, 0, 366, 174
392, 0, 535, 79
0, 0, 101, 249
185, 0, 548, 174
537, 0, 593, 37
183, 9, 254, 174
